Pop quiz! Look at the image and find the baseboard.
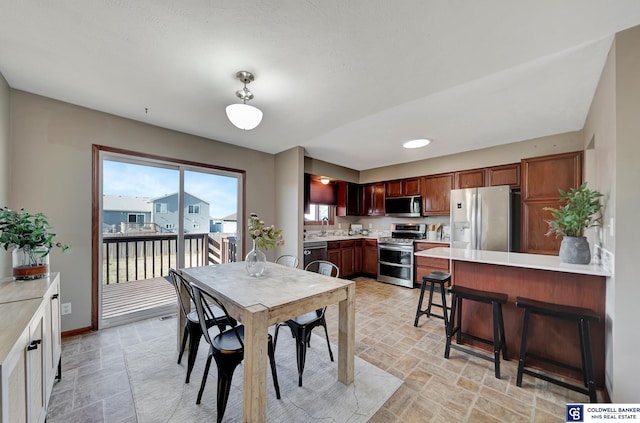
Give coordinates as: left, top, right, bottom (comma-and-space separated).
62, 326, 92, 338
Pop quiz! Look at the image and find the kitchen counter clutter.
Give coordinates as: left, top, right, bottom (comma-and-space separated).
415, 247, 611, 277
417, 247, 608, 390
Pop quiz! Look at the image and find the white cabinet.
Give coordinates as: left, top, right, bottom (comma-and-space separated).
0, 274, 61, 423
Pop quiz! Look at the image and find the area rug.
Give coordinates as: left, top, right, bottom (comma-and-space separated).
124, 331, 402, 422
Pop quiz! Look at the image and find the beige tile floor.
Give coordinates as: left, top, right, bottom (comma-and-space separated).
48, 276, 600, 422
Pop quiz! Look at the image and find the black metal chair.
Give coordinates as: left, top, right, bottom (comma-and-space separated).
169, 269, 236, 383
273, 260, 338, 386
190, 282, 281, 423
275, 254, 300, 268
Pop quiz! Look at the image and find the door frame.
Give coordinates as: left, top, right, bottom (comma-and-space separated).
91, 145, 246, 330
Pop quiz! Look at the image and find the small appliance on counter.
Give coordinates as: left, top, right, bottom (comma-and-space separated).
349, 224, 363, 235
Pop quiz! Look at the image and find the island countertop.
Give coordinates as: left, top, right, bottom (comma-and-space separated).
415, 247, 611, 277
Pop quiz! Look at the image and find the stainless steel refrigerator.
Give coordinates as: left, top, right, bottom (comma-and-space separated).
450, 185, 512, 251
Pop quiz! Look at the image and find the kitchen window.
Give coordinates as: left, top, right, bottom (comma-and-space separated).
304, 204, 334, 225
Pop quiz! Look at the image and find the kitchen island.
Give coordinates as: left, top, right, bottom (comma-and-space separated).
415, 247, 610, 387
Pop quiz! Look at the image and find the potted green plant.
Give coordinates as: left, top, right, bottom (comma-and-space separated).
0, 207, 70, 280
543, 183, 603, 264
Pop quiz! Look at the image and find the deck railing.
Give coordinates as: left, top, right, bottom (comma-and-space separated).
102, 233, 237, 284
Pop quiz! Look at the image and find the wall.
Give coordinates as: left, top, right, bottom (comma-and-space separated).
274, 147, 304, 263
9, 90, 277, 332
304, 156, 359, 183
612, 26, 640, 402
360, 131, 584, 183
582, 27, 617, 398
0, 73, 9, 276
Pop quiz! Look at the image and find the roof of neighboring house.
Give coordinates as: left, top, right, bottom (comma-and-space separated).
152, 192, 209, 205
222, 212, 237, 221
103, 195, 153, 212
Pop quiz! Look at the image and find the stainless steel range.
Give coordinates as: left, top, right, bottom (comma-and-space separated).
378, 223, 426, 288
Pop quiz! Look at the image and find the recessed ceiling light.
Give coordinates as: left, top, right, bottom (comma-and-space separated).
320, 177, 330, 185
403, 139, 432, 149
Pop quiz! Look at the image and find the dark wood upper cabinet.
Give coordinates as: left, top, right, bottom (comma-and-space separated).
309, 178, 337, 205
386, 177, 420, 197
455, 168, 485, 189
487, 163, 521, 188
363, 183, 385, 216
522, 152, 582, 201
521, 151, 583, 254
336, 181, 361, 216
421, 173, 453, 215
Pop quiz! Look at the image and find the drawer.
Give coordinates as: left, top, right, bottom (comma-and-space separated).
416, 256, 449, 269
340, 240, 357, 248
364, 239, 378, 247
414, 242, 447, 251
327, 241, 340, 250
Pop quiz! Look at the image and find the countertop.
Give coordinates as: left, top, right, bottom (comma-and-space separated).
414, 247, 611, 277
304, 235, 450, 244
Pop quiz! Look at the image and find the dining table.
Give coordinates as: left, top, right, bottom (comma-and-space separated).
179, 261, 355, 423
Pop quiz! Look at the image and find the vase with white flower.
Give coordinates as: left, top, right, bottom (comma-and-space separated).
245, 213, 284, 276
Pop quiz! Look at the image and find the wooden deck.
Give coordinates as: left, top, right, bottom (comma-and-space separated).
102, 276, 177, 320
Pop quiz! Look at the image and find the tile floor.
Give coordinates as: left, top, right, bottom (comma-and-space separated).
48, 277, 600, 422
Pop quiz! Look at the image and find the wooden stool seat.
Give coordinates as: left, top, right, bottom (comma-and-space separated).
414, 271, 451, 327
516, 296, 600, 402
445, 285, 508, 379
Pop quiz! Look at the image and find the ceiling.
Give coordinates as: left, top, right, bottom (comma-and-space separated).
2, 1, 640, 171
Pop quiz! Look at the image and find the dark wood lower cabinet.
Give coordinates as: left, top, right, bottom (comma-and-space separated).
363, 239, 378, 276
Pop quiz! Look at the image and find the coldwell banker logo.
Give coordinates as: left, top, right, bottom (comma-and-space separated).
566, 404, 584, 422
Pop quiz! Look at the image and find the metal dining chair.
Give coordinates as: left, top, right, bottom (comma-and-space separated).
190, 282, 281, 422
275, 254, 300, 269
169, 269, 236, 383
273, 260, 339, 386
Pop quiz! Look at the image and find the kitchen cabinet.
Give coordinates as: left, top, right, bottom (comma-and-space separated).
327, 240, 362, 278
420, 173, 453, 216
455, 168, 485, 189
414, 242, 450, 285
486, 163, 520, 188
0, 274, 61, 423
521, 151, 582, 254
336, 182, 361, 216
309, 178, 337, 205
363, 183, 385, 216
385, 177, 420, 197
363, 239, 378, 276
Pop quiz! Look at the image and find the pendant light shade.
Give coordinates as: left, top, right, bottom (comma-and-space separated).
226, 103, 263, 130
227, 71, 263, 130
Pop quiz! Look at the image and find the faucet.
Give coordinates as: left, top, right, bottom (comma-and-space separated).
321, 217, 329, 236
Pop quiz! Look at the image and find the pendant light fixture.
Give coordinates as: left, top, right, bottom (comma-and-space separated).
226, 71, 263, 130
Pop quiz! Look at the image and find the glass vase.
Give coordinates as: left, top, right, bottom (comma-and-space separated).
245, 240, 266, 277
12, 246, 50, 280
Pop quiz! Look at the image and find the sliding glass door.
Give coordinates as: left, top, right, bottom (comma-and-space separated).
98, 151, 242, 328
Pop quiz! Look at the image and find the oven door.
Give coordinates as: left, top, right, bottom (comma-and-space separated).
378, 245, 414, 288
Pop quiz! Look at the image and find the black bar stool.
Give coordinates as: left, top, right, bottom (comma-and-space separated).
445, 285, 508, 379
414, 271, 451, 327
515, 297, 600, 403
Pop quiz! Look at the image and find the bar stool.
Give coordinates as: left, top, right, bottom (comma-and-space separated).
445, 285, 508, 379
414, 271, 451, 327
515, 297, 600, 403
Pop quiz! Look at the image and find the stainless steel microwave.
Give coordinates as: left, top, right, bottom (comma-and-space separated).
384, 196, 422, 217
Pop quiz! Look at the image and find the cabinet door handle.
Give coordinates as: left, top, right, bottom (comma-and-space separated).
52, 293, 59, 300
27, 339, 42, 351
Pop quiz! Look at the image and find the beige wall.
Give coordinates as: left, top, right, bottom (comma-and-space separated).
611, 26, 640, 402
304, 156, 359, 183
360, 131, 584, 183
582, 35, 617, 398
0, 72, 9, 276
9, 90, 277, 332
275, 147, 305, 263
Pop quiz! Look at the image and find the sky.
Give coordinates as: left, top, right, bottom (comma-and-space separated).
102, 160, 238, 219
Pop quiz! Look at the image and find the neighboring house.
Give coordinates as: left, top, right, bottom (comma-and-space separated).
152, 192, 210, 233
210, 212, 238, 234
102, 195, 153, 232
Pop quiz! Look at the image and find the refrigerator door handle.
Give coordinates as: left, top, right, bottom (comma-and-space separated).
470, 192, 478, 250
477, 192, 483, 249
